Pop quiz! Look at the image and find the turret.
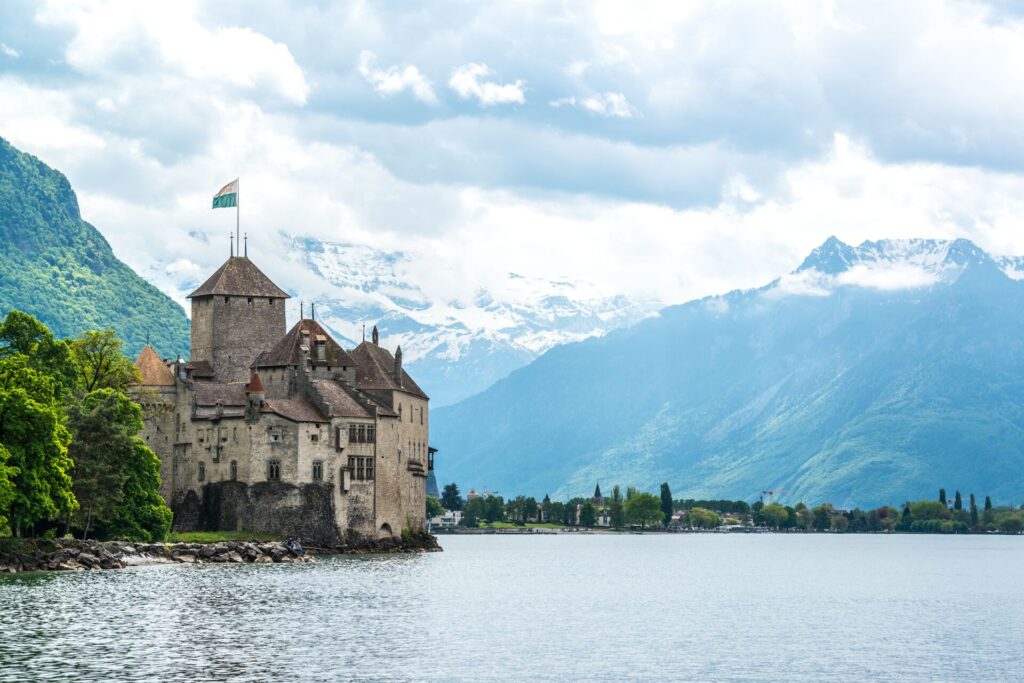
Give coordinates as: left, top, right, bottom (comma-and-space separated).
394, 345, 403, 388
246, 370, 265, 421
371, 325, 379, 346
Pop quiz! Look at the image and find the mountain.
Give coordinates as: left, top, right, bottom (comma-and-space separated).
0, 137, 190, 357
431, 237, 1024, 508
287, 237, 654, 406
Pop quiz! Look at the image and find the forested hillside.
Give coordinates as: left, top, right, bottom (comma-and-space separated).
0, 137, 189, 358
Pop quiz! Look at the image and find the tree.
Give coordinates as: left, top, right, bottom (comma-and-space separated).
69, 389, 171, 541
71, 330, 141, 394
66, 390, 132, 538
483, 495, 504, 524
969, 494, 979, 529
523, 496, 537, 523
953, 491, 962, 511
910, 500, 951, 522
579, 502, 596, 527
441, 483, 463, 511
997, 515, 1024, 534
0, 355, 76, 535
426, 496, 444, 519
609, 485, 625, 529
761, 503, 789, 529
0, 311, 77, 400
811, 504, 833, 531
460, 497, 484, 527
688, 507, 721, 529
984, 495, 992, 511
0, 444, 16, 534
831, 515, 849, 533
625, 492, 663, 529
659, 482, 673, 527
939, 488, 947, 506
625, 486, 638, 501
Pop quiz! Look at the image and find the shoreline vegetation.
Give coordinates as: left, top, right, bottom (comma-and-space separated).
432, 484, 1024, 536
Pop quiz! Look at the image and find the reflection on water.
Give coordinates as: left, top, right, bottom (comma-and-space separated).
2, 534, 1023, 681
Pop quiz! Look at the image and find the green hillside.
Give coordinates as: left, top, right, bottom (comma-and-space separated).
0, 137, 189, 358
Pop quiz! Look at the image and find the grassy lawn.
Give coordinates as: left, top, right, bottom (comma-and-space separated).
166, 530, 280, 543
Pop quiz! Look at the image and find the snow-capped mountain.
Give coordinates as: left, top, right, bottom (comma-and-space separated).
287, 237, 656, 406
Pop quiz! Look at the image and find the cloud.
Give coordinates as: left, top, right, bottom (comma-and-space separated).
357, 50, 437, 104
0, 43, 19, 58
550, 92, 635, 118
35, 1, 309, 105
448, 63, 525, 106
835, 263, 938, 290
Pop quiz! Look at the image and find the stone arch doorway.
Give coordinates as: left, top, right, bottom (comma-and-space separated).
378, 523, 393, 539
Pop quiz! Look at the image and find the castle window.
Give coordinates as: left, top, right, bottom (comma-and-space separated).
230, 460, 238, 481
398, 404, 403, 420
420, 408, 423, 425
233, 427, 237, 443
268, 298, 273, 305
267, 460, 281, 481
335, 426, 343, 451
311, 433, 319, 443
224, 296, 230, 304
198, 462, 206, 482
367, 425, 376, 443
312, 460, 323, 481
357, 425, 366, 443
348, 455, 374, 481
348, 425, 357, 443
270, 430, 282, 443
247, 297, 253, 306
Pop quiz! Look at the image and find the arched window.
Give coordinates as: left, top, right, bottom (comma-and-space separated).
267, 460, 281, 481
198, 462, 206, 482
312, 460, 323, 481
230, 460, 238, 481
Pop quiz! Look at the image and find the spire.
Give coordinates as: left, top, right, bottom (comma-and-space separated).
244, 232, 248, 258
394, 345, 403, 387
371, 325, 379, 345
594, 482, 602, 498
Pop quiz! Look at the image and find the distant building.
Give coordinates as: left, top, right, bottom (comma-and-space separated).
430, 510, 461, 528
592, 483, 605, 507
134, 254, 433, 546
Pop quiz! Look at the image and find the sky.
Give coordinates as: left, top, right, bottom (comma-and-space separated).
3, 0, 1024, 312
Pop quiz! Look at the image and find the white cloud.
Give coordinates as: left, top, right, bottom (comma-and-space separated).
357, 50, 437, 104
36, 1, 309, 105
448, 63, 525, 106
550, 92, 635, 118
0, 43, 19, 58
835, 263, 938, 291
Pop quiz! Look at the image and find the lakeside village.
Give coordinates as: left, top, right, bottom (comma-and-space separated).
428, 483, 1024, 535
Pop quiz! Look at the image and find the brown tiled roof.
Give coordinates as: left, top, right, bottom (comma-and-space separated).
246, 371, 264, 393
194, 382, 247, 406
187, 256, 290, 299
185, 360, 214, 378
311, 379, 374, 419
262, 398, 327, 423
254, 319, 356, 369
348, 341, 428, 399
134, 346, 175, 386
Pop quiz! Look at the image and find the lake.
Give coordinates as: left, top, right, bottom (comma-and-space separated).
1, 533, 1023, 681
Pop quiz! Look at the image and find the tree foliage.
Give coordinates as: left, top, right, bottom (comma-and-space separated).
625, 492, 663, 528
659, 482, 673, 527
71, 329, 141, 394
579, 502, 596, 527
426, 496, 444, 519
441, 483, 463, 511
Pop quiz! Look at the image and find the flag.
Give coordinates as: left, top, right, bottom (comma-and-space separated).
212, 179, 238, 209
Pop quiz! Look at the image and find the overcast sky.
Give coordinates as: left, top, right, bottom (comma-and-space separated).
3, 1, 1024, 310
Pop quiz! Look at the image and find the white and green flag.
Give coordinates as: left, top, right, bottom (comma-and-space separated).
212, 179, 238, 209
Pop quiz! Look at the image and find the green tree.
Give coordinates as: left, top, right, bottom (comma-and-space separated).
625, 486, 638, 501
460, 497, 484, 527
0, 355, 75, 535
939, 488, 947, 506
609, 484, 625, 529
0, 444, 16, 534
984, 495, 992, 511
659, 482, 673, 527
426, 496, 444, 519
953, 490, 962, 511
831, 515, 849, 533
71, 329, 141, 394
811, 504, 833, 531
997, 515, 1024, 534
625, 492, 663, 529
688, 507, 721, 529
910, 500, 951, 521
969, 494, 979, 529
484, 495, 504, 524
66, 390, 132, 538
761, 503, 789, 529
441, 483, 463, 511
579, 502, 596, 527
0, 311, 77, 400
69, 389, 170, 541
105, 439, 172, 542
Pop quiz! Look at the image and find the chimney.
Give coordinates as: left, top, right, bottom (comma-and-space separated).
177, 355, 187, 381
371, 325, 379, 346
394, 345, 404, 387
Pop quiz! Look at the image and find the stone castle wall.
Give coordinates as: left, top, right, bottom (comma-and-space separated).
191, 295, 286, 383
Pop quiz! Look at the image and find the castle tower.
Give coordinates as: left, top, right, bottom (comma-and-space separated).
188, 256, 289, 383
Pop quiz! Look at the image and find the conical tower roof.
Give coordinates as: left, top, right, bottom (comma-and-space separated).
188, 256, 289, 299
134, 345, 175, 386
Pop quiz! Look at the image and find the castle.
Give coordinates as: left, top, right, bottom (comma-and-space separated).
133, 254, 432, 545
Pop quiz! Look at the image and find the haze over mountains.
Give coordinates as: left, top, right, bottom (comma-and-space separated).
432, 237, 1024, 508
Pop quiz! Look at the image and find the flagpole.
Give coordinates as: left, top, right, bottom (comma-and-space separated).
236, 178, 240, 257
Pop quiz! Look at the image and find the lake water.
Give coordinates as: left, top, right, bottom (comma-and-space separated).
2, 534, 1023, 682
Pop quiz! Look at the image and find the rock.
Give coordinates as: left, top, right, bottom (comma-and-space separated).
254, 555, 271, 564
210, 553, 228, 563
198, 545, 217, 558
226, 551, 244, 563
78, 552, 99, 568
175, 554, 196, 564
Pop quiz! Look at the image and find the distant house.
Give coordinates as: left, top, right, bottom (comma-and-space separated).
430, 510, 462, 528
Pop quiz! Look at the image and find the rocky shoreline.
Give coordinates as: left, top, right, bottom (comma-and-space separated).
0, 534, 441, 573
